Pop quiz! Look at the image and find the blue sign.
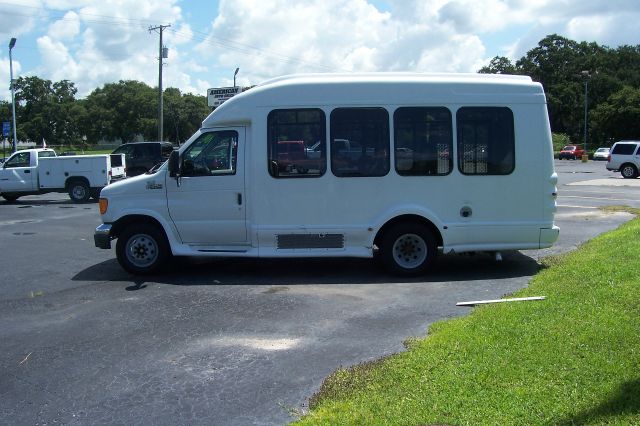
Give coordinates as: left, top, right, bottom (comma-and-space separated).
2, 121, 9, 137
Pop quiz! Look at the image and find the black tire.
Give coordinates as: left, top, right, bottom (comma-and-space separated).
90, 188, 101, 200
68, 180, 91, 203
620, 164, 639, 179
379, 223, 437, 276
2, 194, 20, 202
116, 223, 170, 275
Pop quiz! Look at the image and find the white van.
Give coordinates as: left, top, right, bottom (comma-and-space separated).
94, 73, 559, 275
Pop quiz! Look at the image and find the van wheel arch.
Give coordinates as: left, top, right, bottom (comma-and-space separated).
111, 215, 167, 241
374, 215, 443, 275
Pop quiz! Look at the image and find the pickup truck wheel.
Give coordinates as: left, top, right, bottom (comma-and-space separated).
68, 180, 91, 203
380, 223, 437, 276
116, 223, 170, 275
2, 194, 20, 202
621, 164, 639, 179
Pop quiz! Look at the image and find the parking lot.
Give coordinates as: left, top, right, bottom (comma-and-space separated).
1, 160, 640, 425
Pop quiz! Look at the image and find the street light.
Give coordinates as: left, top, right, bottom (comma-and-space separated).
9, 37, 17, 153
233, 67, 239, 87
581, 70, 591, 162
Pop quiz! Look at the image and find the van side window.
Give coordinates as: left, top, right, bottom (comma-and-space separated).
181, 131, 238, 176
330, 107, 390, 177
267, 108, 326, 178
394, 107, 452, 176
457, 107, 515, 175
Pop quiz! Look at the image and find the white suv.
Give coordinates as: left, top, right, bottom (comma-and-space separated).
606, 141, 640, 179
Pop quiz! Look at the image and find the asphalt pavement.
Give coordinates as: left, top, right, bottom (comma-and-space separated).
0, 159, 638, 425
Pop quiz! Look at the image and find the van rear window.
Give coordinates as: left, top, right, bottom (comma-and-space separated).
612, 143, 639, 155
457, 107, 515, 175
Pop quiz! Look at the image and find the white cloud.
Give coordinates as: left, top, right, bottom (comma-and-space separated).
47, 11, 81, 40
2, 0, 640, 101
0, 57, 22, 100
0, 0, 45, 34
200, 0, 492, 86
565, 12, 640, 47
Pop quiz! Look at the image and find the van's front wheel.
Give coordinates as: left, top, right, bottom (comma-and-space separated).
380, 223, 437, 276
116, 223, 170, 275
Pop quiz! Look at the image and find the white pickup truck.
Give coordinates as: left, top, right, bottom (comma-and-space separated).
0, 148, 126, 203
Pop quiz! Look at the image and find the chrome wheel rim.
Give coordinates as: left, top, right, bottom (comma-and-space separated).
392, 233, 427, 269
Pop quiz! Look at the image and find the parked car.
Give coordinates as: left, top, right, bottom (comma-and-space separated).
593, 147, 610, 161
558, 145, 585, 160
275, 140, 312, 174
606, 140, 640, 179
112, 142, 175, 176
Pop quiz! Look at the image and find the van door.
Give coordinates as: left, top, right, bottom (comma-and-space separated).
0, 151, 37, 192
166, 128, 247, 246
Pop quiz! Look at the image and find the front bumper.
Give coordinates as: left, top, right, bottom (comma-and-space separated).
94, 223, 113, 249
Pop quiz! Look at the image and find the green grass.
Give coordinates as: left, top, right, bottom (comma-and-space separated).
297, 217, 640, 425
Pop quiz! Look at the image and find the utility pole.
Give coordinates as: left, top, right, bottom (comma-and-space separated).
9, 37, 18, 153
149, 24, 170, 141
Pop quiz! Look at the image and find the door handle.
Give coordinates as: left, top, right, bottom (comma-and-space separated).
237, 193, 242, 205
24, 170, 30, 174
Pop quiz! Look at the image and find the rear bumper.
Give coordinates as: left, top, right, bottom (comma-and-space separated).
539, 226, 560, 248
94, 223, 113, 249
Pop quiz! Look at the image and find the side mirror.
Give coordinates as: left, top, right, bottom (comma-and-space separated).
168, 150, 180, 178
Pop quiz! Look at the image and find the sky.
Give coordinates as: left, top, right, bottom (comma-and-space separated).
0, 0, 639, 101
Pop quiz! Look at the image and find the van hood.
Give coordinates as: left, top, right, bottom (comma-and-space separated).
102, 170, 167, 197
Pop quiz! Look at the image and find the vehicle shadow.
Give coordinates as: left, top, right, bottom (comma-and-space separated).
556, 378, 640, 425
73, 251, 542, 287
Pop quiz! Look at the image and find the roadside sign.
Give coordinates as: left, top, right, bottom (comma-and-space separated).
207, 86, 240, 108
2, 121, 9, 137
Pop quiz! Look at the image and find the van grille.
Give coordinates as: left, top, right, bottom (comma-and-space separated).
276, 234, 344, 249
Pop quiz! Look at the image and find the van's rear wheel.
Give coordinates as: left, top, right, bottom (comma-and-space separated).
621, 164, 638, 179
380, 223, 437, 276
116, 223, 170, 275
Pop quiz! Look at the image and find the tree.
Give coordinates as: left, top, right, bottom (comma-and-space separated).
481, 34, 640, 144
84, 80, 156, 143
11, 76, 82, 146
591, 86, 640, 142
163, 88, 210, 144
478, 56, 517, 74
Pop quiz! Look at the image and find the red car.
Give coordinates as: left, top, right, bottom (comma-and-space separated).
558, 145, 585, 160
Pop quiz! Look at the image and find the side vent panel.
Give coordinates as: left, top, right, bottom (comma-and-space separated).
277, 234, 344, 249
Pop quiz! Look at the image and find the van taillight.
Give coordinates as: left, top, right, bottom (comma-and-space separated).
607, 155, 611, 162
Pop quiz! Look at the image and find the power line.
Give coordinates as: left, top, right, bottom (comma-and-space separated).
0, 1, 345, 72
